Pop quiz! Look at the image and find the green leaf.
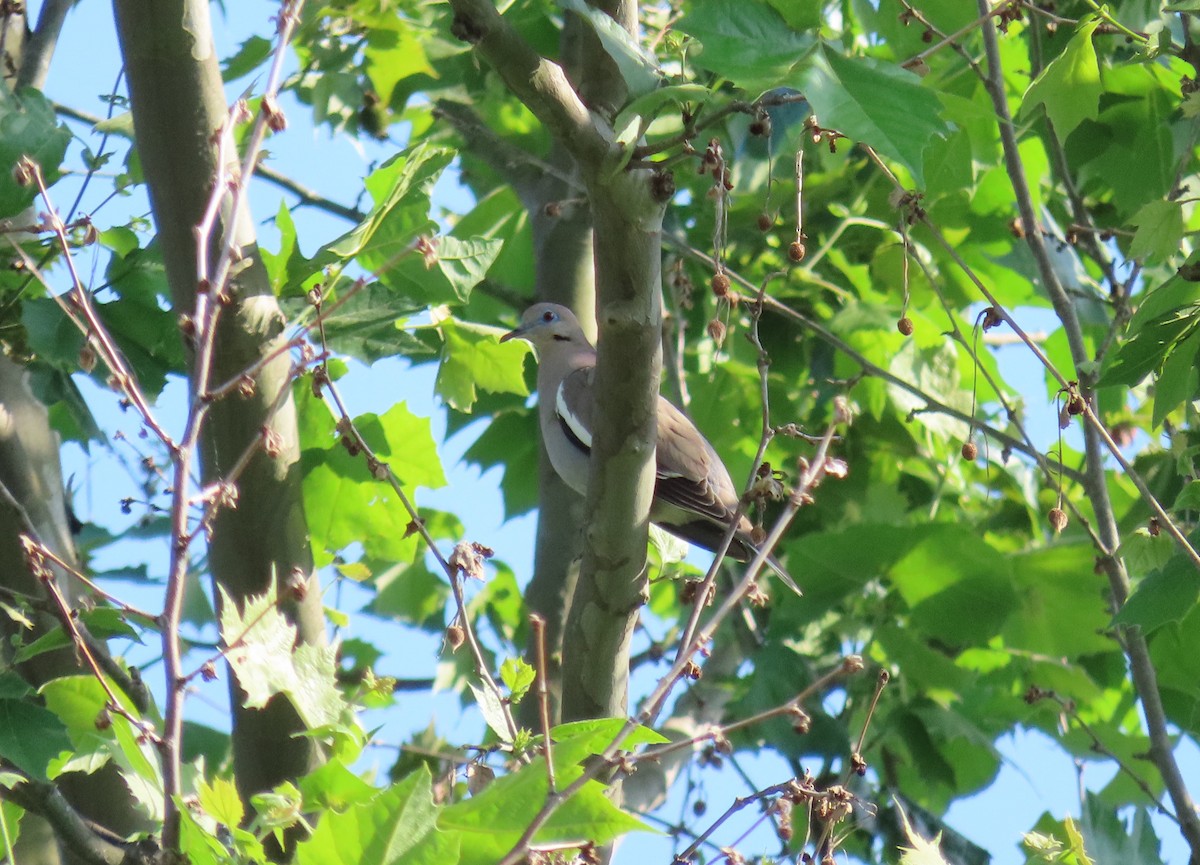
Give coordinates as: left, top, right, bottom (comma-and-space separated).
12, 607, 142, 664
222, 35, 273, 81
561, 0, 662, 98
895, 796, 951, 865
1021, 17, 1103, 136
438, 757, 649, 865
279, 144, 456, 300
435, 317, 530, 412
0, 88, 71, 220
677, 0, 812, 90
613, 83, 711, 142
462, 411, 540, 519
1079, 795, 1163, 865
364, 24, 436, 107
1129, 200, 1184, 264
369, 559, 451, 629
1101, 303, 1200, 387
1152, 327, 1200, 427
295, 767, 457, 865
1112, 554, 1200, 634
469, 682, 514, 744
281, 283, 432, 365
765, 0, 821, 31
219, 581, 347, 729
801, 47, 950, 186
0, 700, 71, 780
500, 657, 536, 704
889, 525, 1017, 647
357, 402, 448, 490
1177, 481, 1200, 512
299, 379, 449, 561
197, 776, 244, 828
1004, 544, 1113, 658
298, 758, 380, 812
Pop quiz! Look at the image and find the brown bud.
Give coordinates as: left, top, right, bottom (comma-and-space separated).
788, 240, 807, 263
1067, 394, 1085, 416
1048, 507, 1068, 533
897, 316, 914, 336
749, 114, 772, 137
757, 212, 773, 232
706, 318, 727, 346
94, 709, 112, 731
79, 344, 97, 373
262, 94, 287, 133
200, 661, 218, 682
12, 157, 34, 187
446, 624, 466, 651
286, 567, 309, 601
961, 440, 978, 460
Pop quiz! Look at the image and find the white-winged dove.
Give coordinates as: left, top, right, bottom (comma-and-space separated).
501, 302, 800, 595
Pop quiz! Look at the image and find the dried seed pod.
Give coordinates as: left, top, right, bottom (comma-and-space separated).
1048, 507, 1068, 533
897, 316, 914, 336
757, 212, 773, 232
961, 440, 978, 460
788, 240, 807, 263
711, 271, 731, 297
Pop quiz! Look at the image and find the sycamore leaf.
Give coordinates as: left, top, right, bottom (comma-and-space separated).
197, 776, 245, 829
1021, 17, 1102, 136
499, 657, 535, 704
469, 683, 514, 744
435, 318, 530, 412
894, 796, 951, 865
561, 0, 662, 98
220, 582, 346, 729
802, 47, 949, 186
1129, 199, 1184, 264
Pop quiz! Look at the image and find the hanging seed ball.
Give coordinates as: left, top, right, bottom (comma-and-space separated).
961, 440, 978, 460
1048, 507, 1068, 533
711, 271, 731, 297
757, 212, 773, 232
897, 316, 914, 336
788, 240, 807, 262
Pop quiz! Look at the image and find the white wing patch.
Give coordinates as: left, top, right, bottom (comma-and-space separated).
556, 382, 593, 448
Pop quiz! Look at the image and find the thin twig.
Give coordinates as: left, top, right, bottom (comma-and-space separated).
20, 536, 158, 741
530, 614, 556, 793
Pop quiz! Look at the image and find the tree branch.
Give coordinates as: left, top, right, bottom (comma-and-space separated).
976, 7, 1200, 857
15, 0, 72, 90
2, 776, 149, 865
444, 0, 610, 167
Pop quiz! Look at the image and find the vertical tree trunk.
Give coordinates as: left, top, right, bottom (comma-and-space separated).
0, 357, 149, 865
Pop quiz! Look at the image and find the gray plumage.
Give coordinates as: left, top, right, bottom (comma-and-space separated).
501, 303, 800, 595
